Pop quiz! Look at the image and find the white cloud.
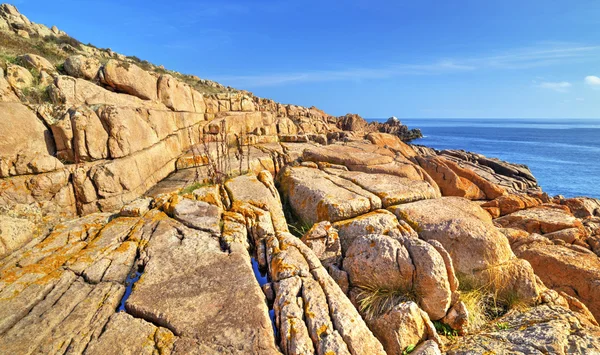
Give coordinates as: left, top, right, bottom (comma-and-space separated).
584, 75, 600, 87
576, 97, 585, 101
538, 81, 572, 92
215, 43, 600, 88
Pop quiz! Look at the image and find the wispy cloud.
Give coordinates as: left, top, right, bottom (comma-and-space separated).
584, 75, 600, 87
215, 43, 600, 87
537, 81, 572, 92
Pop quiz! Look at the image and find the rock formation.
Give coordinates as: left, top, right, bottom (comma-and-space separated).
1, 4, 600, 355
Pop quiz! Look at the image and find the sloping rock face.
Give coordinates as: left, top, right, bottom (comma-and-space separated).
446, 305, 600, 355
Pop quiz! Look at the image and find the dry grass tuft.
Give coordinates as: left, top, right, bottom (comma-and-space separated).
355, 284, 417, 320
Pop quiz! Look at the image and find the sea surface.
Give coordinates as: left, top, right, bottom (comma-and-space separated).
368, 118, 600, 199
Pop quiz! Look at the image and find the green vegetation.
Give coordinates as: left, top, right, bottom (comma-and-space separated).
433, 320, 458, 339
355, 284, 417, 320
402, 344, 416, 355
288, 220, 313, 238
179, 182, 210, 196
495, 322, 510, 331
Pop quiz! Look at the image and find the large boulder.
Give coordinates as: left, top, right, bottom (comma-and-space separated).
101, 60, 158, 101
63, 55, 101, 80
514, 241, 600, 321
6, 63, 34, 90
389, 197, 540, 302
278, 166, 380, 224
0, 102, 60, 177
366, 301, 439, 355
17, 53, 55, 73
495, 205, 587, 240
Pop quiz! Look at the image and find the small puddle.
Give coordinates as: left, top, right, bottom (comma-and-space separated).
117, 267, 143, 312
251, 257, 278, 340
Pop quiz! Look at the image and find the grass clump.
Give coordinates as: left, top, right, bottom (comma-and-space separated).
456, 272, 531, 333
355, 284, 417, 320
179, 182, 210, 196
288, 220, 313, 238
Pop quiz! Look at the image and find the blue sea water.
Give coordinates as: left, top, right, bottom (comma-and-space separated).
368, 118, 600, 199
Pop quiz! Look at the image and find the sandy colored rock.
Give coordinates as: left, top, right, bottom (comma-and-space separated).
344, 234, 415, 290
403, 237, 452, 320
278, 166, 379, 224
334, 209, 416, 253
84, 312, 176, 355
170, 198, 221, 233
416, 156, 486, 200
0, 68, 19, 102
495, 205, 587, 239
366, 132, 419, 159
18, 53, 55, 73
101, 59, 158, 100
0, 102, 55, 177
126, 217, 280, 354
63, 55, 101, 80
301, 221, 342, 267
6, 63, 33, 90
515, 241, 600, 321
338, 170, 441, 207
366, 302, 438, 355
303, 144, 394, 168
446, 305, 600, 355
481, 193, 542, 218
0, 215, 36, 257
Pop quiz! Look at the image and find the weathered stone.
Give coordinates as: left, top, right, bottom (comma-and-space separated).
0, 215, 36, 258
18, 53, 55, 73
171, 197, 220, 233
514, 242, 600, 321
300, 221, 342, 267
390, 197, 540, 302
84, 312, 176, 355
333, 209, 415, 254
63, 55, 101, 80
344, 234, 415, 290
311, 267, 387, 355
495, 205, 587, 240
6, 63, 33, 90
101, 59, 158, 100
120, 197, 152, 217
0, 102, 56, 177
278, 166, 379, 224
366, 302, 438, 355
403, 237, 452, 320
446, 305, 600, 355
338, 170, 441, 207
0, 67, 19, 102
158, 74, 196, 112
126, 217, 280, 354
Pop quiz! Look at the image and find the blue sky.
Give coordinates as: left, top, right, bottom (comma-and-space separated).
13, 0, 600, 118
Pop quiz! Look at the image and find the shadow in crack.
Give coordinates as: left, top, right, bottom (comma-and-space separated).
117, 267, 143, 312
251, 257, 278, 340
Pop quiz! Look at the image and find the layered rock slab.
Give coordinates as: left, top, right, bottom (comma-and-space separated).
125, 213, 280, 354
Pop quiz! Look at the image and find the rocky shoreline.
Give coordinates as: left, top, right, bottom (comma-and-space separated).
1, 4, 600, 355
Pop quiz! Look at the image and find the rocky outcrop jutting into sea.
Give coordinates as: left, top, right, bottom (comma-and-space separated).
1, 4, 600, 354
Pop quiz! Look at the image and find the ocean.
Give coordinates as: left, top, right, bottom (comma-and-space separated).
368, 118, 600, 199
